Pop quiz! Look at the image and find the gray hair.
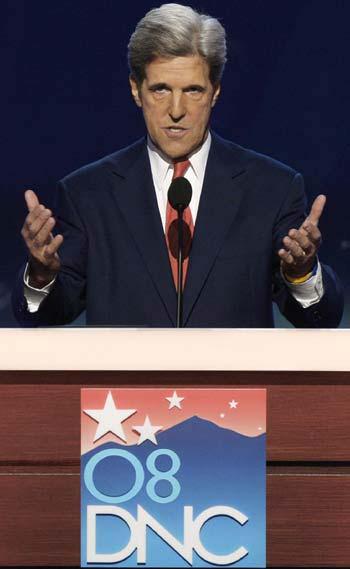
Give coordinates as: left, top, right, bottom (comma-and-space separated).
128, 3, 227, 86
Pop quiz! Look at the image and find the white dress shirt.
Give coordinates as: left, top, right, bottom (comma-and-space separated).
24, 132, 323, 312
147, 131, 211, 228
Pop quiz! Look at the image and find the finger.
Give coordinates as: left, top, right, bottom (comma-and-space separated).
24, 190, 40, 212
304, 194, 326, 227
31, 218, 56, 249
303, 223, 322, 247
283, 236, 308, 260
288, 229, 314, 254
22, 208, 52, 241
23, 204, 46, 231
43, 234, 64, 257
26, 208, 52, 239
278, 248, 294, 265
22, 217, 53, 251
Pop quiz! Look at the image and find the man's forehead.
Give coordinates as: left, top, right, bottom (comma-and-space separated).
144, 55, 210, 84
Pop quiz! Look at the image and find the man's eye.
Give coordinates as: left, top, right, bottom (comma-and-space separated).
186, 88, 204, 97
151, 87, 169, 95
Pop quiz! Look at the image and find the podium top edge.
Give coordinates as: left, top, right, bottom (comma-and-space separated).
0, 328, 349, 371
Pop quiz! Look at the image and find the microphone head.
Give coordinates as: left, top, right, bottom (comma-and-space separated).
168, 177, 192, 211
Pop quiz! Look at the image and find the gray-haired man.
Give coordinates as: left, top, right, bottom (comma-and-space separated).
14, 4, 343, 327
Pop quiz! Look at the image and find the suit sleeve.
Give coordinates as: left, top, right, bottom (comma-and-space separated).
12, 180, 88, 326
271, 173, 344, 327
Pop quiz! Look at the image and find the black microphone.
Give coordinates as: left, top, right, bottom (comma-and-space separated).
168, 177, 192, 212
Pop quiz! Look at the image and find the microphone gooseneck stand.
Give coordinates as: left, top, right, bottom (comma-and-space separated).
167, 177, 193, 328
176, 208, 184, 328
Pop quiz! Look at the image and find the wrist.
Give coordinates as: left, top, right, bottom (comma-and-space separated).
282, 260, 318, 284
284, 271, 313, 284
28, 260, 57, 289
28, 274, 54, 289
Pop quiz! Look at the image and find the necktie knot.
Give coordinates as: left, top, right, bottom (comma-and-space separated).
173, 159, 190, 179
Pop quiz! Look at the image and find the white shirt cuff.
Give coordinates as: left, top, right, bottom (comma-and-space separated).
23, 263, 56, 313
281, 260, 324, 308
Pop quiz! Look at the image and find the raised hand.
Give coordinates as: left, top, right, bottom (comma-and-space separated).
278, 194, 325, 280
21, 189, 64, 288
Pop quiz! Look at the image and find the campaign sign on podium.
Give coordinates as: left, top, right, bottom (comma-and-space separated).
81, 388, 266, 567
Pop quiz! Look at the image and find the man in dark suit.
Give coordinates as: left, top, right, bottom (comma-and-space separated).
13, 3, 343, 327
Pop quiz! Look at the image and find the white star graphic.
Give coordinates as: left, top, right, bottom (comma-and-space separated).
166, 391, 184, 409
83, 391, 136, 443
229, 400, 239, 409
133, 415, 163, 445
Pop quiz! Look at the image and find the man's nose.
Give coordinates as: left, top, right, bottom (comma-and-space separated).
168, 93, 186, 122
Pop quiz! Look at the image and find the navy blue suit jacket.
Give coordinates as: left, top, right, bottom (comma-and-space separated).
13, 132, 343, 327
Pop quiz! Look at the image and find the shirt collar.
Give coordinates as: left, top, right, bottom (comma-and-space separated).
189, 131, 211, 179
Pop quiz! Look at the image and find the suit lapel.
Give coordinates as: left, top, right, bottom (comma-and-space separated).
107, 139, 177, 325
183, 133, 247, 325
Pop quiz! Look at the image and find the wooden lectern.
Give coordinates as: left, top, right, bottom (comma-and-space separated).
0, 328, 349, 567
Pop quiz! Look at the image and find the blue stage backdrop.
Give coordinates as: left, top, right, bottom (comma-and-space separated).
3, 0, 350, 326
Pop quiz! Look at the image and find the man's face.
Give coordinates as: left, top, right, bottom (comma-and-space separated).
130, 55, 220, 160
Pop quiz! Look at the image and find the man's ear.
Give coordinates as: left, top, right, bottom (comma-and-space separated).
211, 84, 221, 107
129, 76, 143, 108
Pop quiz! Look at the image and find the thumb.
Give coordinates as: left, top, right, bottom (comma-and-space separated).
304, 194, 326, 227
24, 189, 40, 212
